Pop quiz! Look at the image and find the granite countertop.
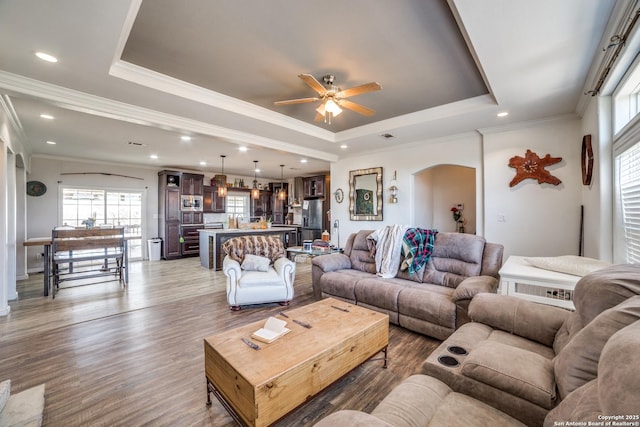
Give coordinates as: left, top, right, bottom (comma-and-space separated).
198, 227, 296, 234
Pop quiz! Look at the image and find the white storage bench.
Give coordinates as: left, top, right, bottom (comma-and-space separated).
498, 256, 579, 310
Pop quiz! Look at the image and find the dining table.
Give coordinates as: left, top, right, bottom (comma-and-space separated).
23, 234, 140, 297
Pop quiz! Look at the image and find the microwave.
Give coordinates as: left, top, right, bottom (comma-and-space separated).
181, 195, 203, 212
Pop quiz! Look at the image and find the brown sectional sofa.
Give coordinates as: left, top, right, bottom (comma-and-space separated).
421, 263, 640, 426
314, 264, 640, 427
311, 230, 504, 340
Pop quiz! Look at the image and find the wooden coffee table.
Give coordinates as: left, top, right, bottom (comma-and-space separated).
204, 298, 389, 427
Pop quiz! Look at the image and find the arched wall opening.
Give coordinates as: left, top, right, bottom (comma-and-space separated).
413, 164, 476, 234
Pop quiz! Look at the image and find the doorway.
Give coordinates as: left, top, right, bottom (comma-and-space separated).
413, 165, 476, 233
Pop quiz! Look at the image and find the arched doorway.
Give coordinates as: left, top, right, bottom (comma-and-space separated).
413, 165, 476, 233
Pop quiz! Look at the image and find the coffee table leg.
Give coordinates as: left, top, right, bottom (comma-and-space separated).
383, 346, 388, 369
206, 377, 247, 426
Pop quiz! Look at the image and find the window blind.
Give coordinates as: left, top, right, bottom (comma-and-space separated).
619, 141, 640, 263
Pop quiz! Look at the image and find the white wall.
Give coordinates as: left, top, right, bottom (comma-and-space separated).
580, 96, 613, 261
331, 133, 484, 244
25, 157, 160, 270
332, 117, 584, 261
482, 117, 582, 259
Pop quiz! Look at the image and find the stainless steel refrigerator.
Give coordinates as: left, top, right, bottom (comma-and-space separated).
302, 199, 323, 241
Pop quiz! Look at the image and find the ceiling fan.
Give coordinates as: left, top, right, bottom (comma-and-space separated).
274, 74, 382, 124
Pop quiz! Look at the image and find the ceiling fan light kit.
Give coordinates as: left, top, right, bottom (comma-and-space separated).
275, 73, 381, 124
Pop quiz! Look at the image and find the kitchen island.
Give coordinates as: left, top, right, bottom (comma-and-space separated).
199, 227, 296, 270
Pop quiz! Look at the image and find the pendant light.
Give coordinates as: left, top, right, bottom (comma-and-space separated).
218, 155, 227, 197
251, 160, 260, 199
277, 164, 287, 201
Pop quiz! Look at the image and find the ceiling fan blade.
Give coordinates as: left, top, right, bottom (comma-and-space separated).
298, 74, 327, 95
335, 82, 381, 99
274, 97, 320, 105
338, 99, 376, 116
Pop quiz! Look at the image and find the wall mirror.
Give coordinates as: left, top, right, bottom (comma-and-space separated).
349, 167, 383, 221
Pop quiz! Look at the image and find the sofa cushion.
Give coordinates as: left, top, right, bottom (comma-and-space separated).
554, 296, 640, 399
396, 257, 426, 283
598, 319, 640, 416
318, 270, 370, 301
354, 278, 406, 312
461, 341, 557, 409
470, 294, 569, 347
397, 285, 457, 329
241, 254, 271, 272
553, 264, 640, 353
349, 230, 377, 274
429, 233, 486, 280
239, 268, 282, 287
545, 321, 640, 427
0, 379, 9, 413
543, 380, 600, 427
524, 255, 611, 277
370, 375, 526, 427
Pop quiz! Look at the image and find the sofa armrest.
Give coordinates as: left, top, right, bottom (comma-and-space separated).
311, 253, 352, 272
223, 256, 241, 283
311, 253, 352, 300
274, 257, 296, 287
469, 293, 571, 347
314, 410, 393, 427
451, 276, 498, 302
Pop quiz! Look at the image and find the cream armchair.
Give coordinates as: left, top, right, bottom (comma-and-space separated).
222, 235, 296, 310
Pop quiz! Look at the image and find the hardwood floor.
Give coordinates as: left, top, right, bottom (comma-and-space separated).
0, 258, 440, 426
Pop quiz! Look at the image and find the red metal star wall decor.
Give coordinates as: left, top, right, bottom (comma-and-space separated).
508, 149, 562, 187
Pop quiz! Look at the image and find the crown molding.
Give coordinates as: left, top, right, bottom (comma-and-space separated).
109, 60, 337, 142
0, 70, 339, 162
0, 94, 26, 141
477, 113, 578, 135
335, 94, 495, 142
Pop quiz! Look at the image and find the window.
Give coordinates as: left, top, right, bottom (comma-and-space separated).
61, 187, 144, 259
226, 191, 249, 219
616, 141, 640, 263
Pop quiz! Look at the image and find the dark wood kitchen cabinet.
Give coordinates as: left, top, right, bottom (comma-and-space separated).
158, 171, 182, 259
271, 183, 288, 224
203, 185, 226, 213
181, 211, 203, 225
303, 175, 326, 199
180, 225, 200, 256
251, 191, 272, 219
180, 173, 204, 195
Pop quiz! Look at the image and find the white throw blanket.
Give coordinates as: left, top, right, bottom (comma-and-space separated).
367, 225, 409, 278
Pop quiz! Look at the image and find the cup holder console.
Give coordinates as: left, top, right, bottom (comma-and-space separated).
437, 355, 460, 367
447, 345, 468, 356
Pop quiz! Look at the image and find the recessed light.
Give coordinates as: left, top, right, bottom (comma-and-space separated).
497, 111, 509, 117
300, 159, 308, 163
46, 140, 56, 145
200, 161, 207, 166
340, 144, 348, 149
181, 136, 191, 142
238, 146, 248, 152
150, 154, 158, 159
35, 52, 58, 63
40, 114, 54, 120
